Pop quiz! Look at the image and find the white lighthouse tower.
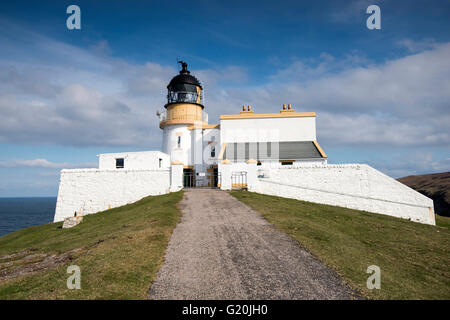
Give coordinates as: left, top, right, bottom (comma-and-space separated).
159, 61, 220, 187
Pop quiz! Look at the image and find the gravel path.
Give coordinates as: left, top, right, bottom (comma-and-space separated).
148, 189, 359, 300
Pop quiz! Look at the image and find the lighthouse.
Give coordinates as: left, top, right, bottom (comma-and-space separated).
159, 61, 220, 187
54, 60, 435, 225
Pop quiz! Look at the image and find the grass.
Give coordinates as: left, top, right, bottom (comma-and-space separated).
0, 191, 183, 299
231, 191, 450, 300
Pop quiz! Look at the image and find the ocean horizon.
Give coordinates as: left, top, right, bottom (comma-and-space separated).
0, 197, 56, 237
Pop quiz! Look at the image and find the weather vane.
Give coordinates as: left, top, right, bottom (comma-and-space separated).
177, 60, 188, 73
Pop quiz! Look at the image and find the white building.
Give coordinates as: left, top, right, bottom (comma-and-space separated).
54, 61, 435, 225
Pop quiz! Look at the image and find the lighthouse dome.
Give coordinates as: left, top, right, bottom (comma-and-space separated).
167, 61, 203, 106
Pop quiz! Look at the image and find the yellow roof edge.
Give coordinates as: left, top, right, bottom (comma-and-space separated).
218, 142, 227, 160
313, 140, 327, 158
219, 112, 316, 120
187, 123, 220, 130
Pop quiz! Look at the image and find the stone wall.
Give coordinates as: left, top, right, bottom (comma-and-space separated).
250, 164, 435, 225
54, 169, 170, 222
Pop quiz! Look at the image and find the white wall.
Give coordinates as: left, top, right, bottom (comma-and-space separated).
201, 128, 221, 166
225, 159, 327, 173
98, 151, 170, 170
220, 116, 316, 143
250, 164, 435, 225
54, 169, 170, 222
162, 125, 192, 165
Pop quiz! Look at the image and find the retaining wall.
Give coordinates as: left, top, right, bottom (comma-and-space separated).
54, 169, 170, 222
251, 164, 435, 225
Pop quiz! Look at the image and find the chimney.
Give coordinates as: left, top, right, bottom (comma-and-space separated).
240, 105, 254, 114
281, 103, 295, 113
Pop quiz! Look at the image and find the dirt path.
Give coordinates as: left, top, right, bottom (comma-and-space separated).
148, 189, 359, 299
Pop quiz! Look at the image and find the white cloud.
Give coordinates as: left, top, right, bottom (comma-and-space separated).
397, 38, 437, 53
371, 153, 450, 178
0, 21, 448, 176
0, 158, 96, 169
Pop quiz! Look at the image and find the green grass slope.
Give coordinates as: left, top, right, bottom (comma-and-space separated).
0, 191, 183, 299
231, 191, 450, 300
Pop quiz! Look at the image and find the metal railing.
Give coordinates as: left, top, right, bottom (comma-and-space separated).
231, 171, 248, 190
167, 91, 202, 104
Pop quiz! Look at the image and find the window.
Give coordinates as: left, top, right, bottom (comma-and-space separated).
211, 147, 216, 158
281, 161, 293, 166
257, 161, 262, 166
159, 158, 162, 168
177, 136, 181, 148
116, 158, 124, 169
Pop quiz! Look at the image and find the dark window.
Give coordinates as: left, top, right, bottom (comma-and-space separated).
257, 161, 262, 166
177, 136, 181, 148
116, 158, 124, 169
281, 161, 293, 166
159, 158, 162, 168
211, 147, 216, 158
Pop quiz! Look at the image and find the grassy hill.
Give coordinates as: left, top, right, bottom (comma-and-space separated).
231, 191, 450, 300
398, 172, 450, 217
1, 189, 449, 300
0, 191, 183, 299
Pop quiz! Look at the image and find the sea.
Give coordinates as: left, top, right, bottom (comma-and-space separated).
0, 197, 56, 237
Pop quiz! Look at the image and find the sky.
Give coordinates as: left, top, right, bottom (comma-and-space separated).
0, 0, 449, 196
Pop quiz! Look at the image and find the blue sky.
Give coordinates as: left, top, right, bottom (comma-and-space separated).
0, 0, 449, 196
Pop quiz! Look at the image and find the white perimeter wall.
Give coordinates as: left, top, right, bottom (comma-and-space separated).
54, 169, 170, 222
250, 164, 435, 225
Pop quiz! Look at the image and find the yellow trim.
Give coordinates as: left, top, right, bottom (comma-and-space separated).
232, 183, 248, 188
160, 120, 208, 128
196, 86, 202, 104
221, 159, 231, 164
218, 143, 227, 160
220, 112, 316, 120
280, 160, 295, 163
313, 140, 327, 158
187, 124, 220, 130
183, 165, 194, 169
171, 160, 184, 165
246, 158, 257, 164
